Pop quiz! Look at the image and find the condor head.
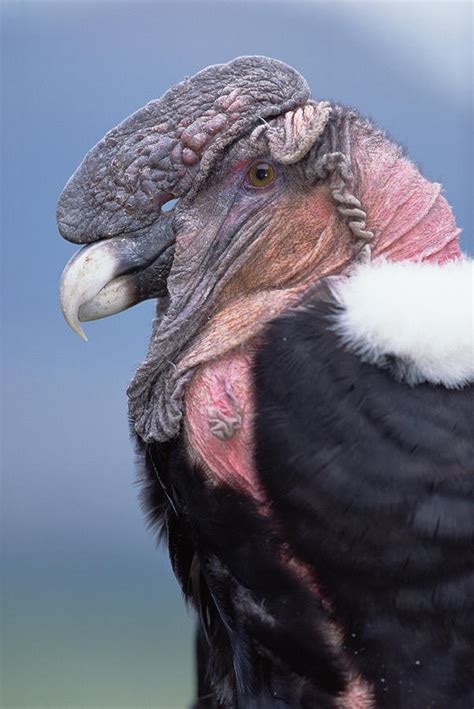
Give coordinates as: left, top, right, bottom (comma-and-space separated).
58, 55, 460, 443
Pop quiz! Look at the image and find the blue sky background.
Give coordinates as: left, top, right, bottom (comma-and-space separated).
1, 1, 472, 707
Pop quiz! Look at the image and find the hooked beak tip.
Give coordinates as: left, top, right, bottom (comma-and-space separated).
60, 301, 89, 341
58, 223, 175, 341
76, 326, 89, 343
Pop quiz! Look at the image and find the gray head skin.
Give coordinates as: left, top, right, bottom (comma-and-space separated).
58, 55, 460, 442
58, 56, 322, 339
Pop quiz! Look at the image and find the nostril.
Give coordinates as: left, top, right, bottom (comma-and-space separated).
162, 198, 178, 213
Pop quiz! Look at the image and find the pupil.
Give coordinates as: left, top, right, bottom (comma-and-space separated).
256, 166, 268, 181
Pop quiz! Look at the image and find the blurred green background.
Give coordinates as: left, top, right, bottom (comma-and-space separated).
1, 1, 472, 707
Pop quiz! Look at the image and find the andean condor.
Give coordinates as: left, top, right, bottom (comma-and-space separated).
57, 56, 474, 708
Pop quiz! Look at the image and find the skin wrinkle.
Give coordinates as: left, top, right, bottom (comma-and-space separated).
380, 193, 460, 262
374, 181, 441, 253
220, 190, 337, 297
266, 101, 333, 165
350, 122, 461, 263
128, 215, 270, 439
373, 186, 418, 236
184, 184, 262, 266
161, 169, 272, 319
422, 237, 459, 261
168, 215, 267, 331
151, 199, 259, 323
178, 201, 351, 377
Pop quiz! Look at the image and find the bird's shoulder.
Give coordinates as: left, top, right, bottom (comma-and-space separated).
254, 261, 474, 559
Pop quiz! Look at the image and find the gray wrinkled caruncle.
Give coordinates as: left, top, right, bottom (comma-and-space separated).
58, 56, 331, 440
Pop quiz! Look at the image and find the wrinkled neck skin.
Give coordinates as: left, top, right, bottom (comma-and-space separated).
349, 117, 460, 263
127, 107, 461, 445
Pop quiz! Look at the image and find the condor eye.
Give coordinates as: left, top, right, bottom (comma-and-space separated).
246, 162, 276, 188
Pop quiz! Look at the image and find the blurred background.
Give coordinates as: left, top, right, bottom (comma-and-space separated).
1, 1, 472, 707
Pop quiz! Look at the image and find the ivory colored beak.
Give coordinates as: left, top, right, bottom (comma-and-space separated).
59, 229, 175, 340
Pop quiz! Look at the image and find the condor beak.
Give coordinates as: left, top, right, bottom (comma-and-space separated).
59, 222, 175, 341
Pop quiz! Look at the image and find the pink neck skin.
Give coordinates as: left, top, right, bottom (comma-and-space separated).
184, 342, 263, 501
351, 125, 461, 264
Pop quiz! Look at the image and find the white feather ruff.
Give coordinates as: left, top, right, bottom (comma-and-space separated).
332, 258, 474, 388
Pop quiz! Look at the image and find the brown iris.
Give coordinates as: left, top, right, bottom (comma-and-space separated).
247, 162, 275, 188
